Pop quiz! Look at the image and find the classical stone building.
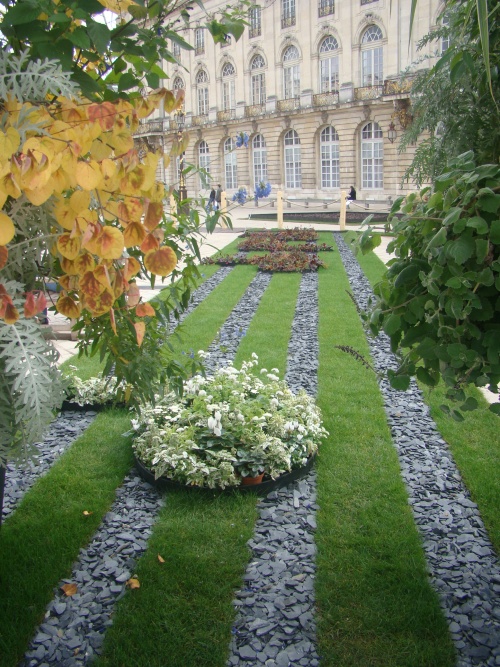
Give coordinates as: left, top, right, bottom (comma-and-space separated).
137, 0, 446, 202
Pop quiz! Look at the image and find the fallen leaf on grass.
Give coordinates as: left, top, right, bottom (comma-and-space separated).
82, 510, 93, 516
157, 554, 165, 564
126, 578, 140, 589
61, 583, 78, 596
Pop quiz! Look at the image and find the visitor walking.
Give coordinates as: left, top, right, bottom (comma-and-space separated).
215, 184, 222, 211
209, 187, 216, 211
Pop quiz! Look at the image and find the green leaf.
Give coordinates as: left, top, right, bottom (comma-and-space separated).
476, 0, 495, 107
466, 216, 489, 234
416, 366, 439, 387
394, 263, 423, 288
490, 220, 500, 244
2, 4, 41, 26
118, 72, 137, 92
446, 277, 462, 289
128, 4, 148, 18
221, 18, 245, 41
442, 207, 462, 227
383, 314, 401, 336
67, 26, 91, 49
451, 409, 465, 422
446, 233, 475, 264
87, 19, 111, 53
425, 226, 447, 252
387, 370, 411, 391
489, 403, 500, 416
476, 238, 489, 262
70, 66, 102, 96
477, 191, 500, 213
460, 397, 479, 412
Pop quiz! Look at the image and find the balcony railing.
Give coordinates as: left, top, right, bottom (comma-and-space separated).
277, 96, 300, 112
281, 14, 296, 28
136, 119, 167, 134
383, 77, 413, 96
249, 26, 261, 38
354, 85, 383, 100
192, 114, 208, 126
318, 0, 334, 17
217, 109, 236, 122
245, 103, 266, 117
313, 91, 339, 106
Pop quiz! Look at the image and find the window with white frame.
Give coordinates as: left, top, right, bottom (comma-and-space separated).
283, 45, 300, 99
319, 36, 339, 93
281, 0, 296, 28
284, 129, 301, 188
251, 55, 266, 105
195, 28, 205, 55
198, 141, 210, 188
224, 137, 237, 189
320, 126, 340, 188
173, 76, 184, 90
221, 62, 236, 111
249, 6, 261, 38
361, 122, 383, 189
361, 25, 383, 87
252, 134, 268, 185
441, 12, 450, 52
196, 70, 209, 115
172, 41, 181, 60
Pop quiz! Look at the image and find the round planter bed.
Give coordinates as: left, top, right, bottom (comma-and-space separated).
134, 452, 316, 497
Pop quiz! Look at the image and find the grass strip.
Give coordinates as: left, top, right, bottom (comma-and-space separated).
348, 233, 500, 555
315, 238, 455, 666
233, 271, 301, 374
0, 410, 133, 667
95, 490, 258, 667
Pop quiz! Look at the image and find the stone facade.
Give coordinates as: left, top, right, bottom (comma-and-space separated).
137, 0, 445, 202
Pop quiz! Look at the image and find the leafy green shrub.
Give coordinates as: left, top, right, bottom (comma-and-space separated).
362, 152, 500, 417
241, 228, 318, 241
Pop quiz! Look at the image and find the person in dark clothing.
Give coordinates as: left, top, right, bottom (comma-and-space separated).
215, 185, 222, 210
346, 185, 356, 208
209, 187, 216, 210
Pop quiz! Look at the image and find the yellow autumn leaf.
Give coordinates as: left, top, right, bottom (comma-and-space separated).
136, 302, 155, 317
53, 198, 77, 231
134, 321, 146, 346
75, 252, 96, 275
76, 161, 102, 191
70, 190, 91, 214
123, 221, 146, 248
57, 233, 81, 260
24, 182, 55, 206
83, 510, 93, 516
0, 212, 15, 245
83, 287, 114, 316
56, 294, 81, 318
61, 583, 78, 596
144, 201, 163, 231
96, 226, 124, 260
23, 136, 55, 161
144, 246, 177, 276
125, 577, 140, 589
0, 126, 20, 159
79, 270, 106, 297
157, 554, 165, 564
109, 119, 134, 155
124, 257, 141, 280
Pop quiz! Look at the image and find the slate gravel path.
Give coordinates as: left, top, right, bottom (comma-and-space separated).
227, 272, 321, 667
335, 232, 500, 667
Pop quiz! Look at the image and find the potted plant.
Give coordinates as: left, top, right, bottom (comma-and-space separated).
63, 370, 127, 409
131, 354, 328, 490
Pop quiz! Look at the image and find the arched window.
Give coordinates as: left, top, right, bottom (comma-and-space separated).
252, 134, 268, 185
361, 25, 383, 87
319, 36, 339, 93
221, 62, 236, 111
283, 46, 300, 99
251, 55, 266, 105
361, 122, 383, 189
224, 137, 237, 189
198, 141, 210, 189
173, 77, 184, 90
196, 70, 209, 115
320, 126, 339, 188
284, 129, 301, 188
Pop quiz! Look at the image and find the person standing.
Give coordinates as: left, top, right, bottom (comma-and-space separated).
346, 185, 356, 208
209, 187, 216, 211
215, 184, 222, 210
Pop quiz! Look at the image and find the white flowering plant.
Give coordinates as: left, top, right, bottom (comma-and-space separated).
64, 369, 128, 406
131, 354, 328, 489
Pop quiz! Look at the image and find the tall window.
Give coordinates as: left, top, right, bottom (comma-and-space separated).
441, 13, 450, 52
320, 126, 339, 188
249, 6, 261, 38
361, 25, 383, 87
173, 77, 184, 90
252, 134, 268, 185
224, 138, 237, 189
283, 46, 300, 99
361, 122, 383, 189
319, 36, 339, 93
196, 70, 209, 116
281, 0, 296, 28
221, 62, 236, 111
172, 41, 181, 60
284, 129, 301, 188
195, 28, 205, 55
198, 141, 210, 188
318, 0, 334, 17
251, 55, 266, 105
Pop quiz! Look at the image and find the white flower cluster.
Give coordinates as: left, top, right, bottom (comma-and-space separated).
132, 355, 328, 489
66, 373, 127, 406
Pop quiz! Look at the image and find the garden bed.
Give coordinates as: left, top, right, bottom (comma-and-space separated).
134, 452, 317, 496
